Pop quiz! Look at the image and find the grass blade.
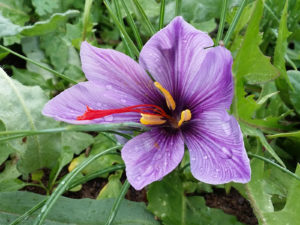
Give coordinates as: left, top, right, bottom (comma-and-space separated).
33, 145, 122, 225
159, 0, 165, 30
114, 0, 135, 58
132, 0, 156, 35
0, 123, 148, 142
248, 152, 300, 182
0, 45, 77, 84
120, 0, 143, 50
175, 0, 182, 16
103, 0, 140, 57
105, 179, 131, 225
223, 0, 247, 46
82, 0, 93, 41
216, 0, 228, 45
10, 164, 125, 225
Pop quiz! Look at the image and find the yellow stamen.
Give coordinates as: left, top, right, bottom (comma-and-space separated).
154, 82, 176, 111
177, 109, 192, 127
140, 113, 167, 125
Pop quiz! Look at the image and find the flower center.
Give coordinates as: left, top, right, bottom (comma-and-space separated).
76, 82, 191, 128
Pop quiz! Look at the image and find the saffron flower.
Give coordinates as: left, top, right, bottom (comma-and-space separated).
43, 17, 251, 190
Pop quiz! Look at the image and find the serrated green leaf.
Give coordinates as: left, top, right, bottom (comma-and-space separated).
147, 172, 242, 225
233, 0, 279, 84
274, 0, 293, 106
0, 191, 159, 225
288, 70, 300, 114
0, 0, 30, 25
31, 0, 60, 17
21, 10, 80, 36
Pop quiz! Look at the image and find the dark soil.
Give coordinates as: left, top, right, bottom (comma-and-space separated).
204, 188, 258, 225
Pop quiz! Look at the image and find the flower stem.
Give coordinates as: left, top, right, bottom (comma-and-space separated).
159, 0, 166, 30
175, 0, 182, 16
223, 0, 247, 46
104, 179, 131, 225
0, 45, 77, 84
82, 0, 93, 41
216, 0, 228, 45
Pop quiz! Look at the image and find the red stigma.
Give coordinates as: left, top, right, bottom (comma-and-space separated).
76, 104, 170, 121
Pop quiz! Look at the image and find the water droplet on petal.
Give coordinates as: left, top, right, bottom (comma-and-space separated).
203, 155, 208, 160
191, 157, 196, 161
137, 176, 141, 181
121, 98, 127, 103
96, 102, 102, 107
220, 147, 232, 159
104, 115, 113, 121
106, 84, 113, 90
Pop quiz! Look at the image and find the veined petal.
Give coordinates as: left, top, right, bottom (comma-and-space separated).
185, 46, 233, 115
139, 16, 213, 103
183, 110, 251, 184
80, 41, 162, 105
42, 81, 143, 124
121, 128, 184, 190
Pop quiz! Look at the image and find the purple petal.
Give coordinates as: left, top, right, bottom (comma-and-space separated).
139, 16, 214, 102
185, 46, 233, 115
42, 81, 144, 124
121, 128, 184, 190
80, 41, 161, 104
183, 110, 251, 184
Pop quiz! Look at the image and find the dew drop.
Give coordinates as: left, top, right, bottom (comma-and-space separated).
137, 176, 141, 181
191, 157, 196, 161
106, 84, 113, 90
163, 161, 167, 166
121, 98, 127, 103
161, 213, 166, 218
220, 147, 232, 159
104, 115, 113, 121
96, 102, 102, 107
203, 155, 208, 160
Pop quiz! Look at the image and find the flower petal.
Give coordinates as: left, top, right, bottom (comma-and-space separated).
185, 46, 233, 115
139, 16, 213, 102
183, 110, 251, 184
80, 41, 161, 104
42, 81, 143, 124
121, 128, 184, 190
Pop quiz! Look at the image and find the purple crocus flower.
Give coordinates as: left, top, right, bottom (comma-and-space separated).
43, 17, 251, 190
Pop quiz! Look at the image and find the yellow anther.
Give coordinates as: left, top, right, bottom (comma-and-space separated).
177, 109, 192, 127
140, 113, 166, 125
154, 82, 176, 111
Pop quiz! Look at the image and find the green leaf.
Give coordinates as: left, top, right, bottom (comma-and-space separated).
233, 0, 279, 84
0, 160, 26, 192
0, 68, 61, 174
11, 66, 47, 89
0, 191, 159, 225
274, 0, 293, 106
0, 0, 30, 25
147, 172, 242, 225
288, 70, 300, 114
0, 13, 22, 37
97, 173, 122, 200
240, 122, 285, 167
31, 0, 60, 17
263, 164, 300, 225
21, 10, 80, 36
